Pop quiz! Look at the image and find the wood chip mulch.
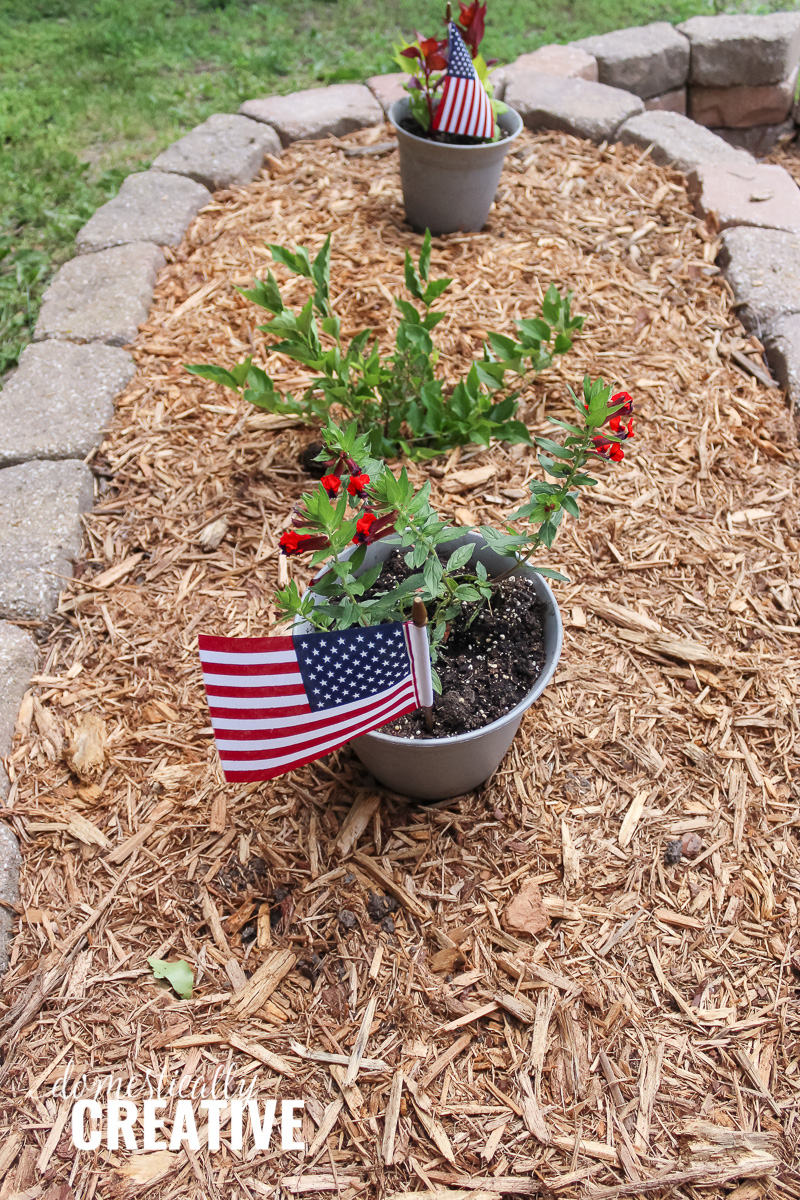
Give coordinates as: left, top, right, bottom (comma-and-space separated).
1, 124, 799, 1200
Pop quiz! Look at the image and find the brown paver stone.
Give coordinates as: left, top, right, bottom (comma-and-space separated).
571, 22, 689, 99
34, 243, 164, 346
366, 74, 409, 114
504, 74, 643, 143
152, 114, 281, 190
240, 84, 383, 146
678, 13, 800, 87
76, 171, 210, 254
689, 69, 797, 129
645, 88, 687, 115
718, 226, 800, 332
617, 111, 754, 174
689, 161, 800, 234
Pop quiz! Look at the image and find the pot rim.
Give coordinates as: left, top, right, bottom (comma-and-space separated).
306, 532, 563, 749
388, 96, 523, 153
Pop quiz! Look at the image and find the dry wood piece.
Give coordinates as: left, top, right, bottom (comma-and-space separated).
518, 1072, 550, 1144
351, 850, 431, 920
333, 793, 380, 858
3, 123, 799, 1198
64, 711, 106, 780
225, 1032, 295, 1077
503, 878, 550, 935
228, 948, 296, 1018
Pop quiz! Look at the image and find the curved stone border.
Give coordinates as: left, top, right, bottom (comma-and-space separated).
2, 11, 800, 969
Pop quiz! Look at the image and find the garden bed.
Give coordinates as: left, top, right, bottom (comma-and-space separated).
1, 125, 799, 1199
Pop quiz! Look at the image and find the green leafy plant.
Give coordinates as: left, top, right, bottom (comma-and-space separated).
147, 956, 194, 999
275, 378, 633, 681
186, 231, 583, 461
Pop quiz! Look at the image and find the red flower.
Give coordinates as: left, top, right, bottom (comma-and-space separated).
401, 37, 447, 72
352, 512, 377, 544
320, 474, 341, 498
351, 510, 398, 546
608, 415, 634, 439
456, 1, 486, 55
609, 390, 634, 418
279, 530, 330, 556
347, 473, 370, 498
419, 36, 448, 71
592, 435, 625, 462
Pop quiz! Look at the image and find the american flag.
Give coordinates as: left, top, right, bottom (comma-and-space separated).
432, 21, 494, 140
199, 622, 433, 782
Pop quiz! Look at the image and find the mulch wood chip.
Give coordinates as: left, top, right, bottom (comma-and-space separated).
1, 124, 799, 1199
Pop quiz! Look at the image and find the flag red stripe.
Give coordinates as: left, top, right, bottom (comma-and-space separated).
199, 634, 295, 654
202, 660, 300, 678
217, 693, 420, 781
205, 683, 307, 699
216, 681, 415, 756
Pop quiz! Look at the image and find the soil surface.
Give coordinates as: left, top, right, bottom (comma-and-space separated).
360, 549, 546, 739
399, 114, 510, 146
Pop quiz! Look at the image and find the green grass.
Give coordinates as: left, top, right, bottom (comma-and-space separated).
1, 0, 798, 373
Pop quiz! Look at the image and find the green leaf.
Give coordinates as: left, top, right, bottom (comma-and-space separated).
535, 436, 573, 461
446, 544, 475, 572
542, 284, 561, 325
269, 244, 312, 277
239, 272, 284, 314
184, 364, 241, 391
418, 229, 431, 283
422, 278, 451, 304
530, 565, 570, 582
148, 957, 193, 999
517, 317, 551, 344
562, 494, 580, 519
404, 250, 424, 301
311, 234, 332, 317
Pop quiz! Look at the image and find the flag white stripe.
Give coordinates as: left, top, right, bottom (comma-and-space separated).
204, 669, 301, 689
218, 693, 416, 772
437, 76, 458, 131
207, 692, 309, 712
200, 648, 297, 666
209, 676, 415, 728
215, 682, 415, 752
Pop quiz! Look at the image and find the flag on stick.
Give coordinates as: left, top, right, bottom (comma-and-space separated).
432, 21, 494, 140
199, 621, 434, 782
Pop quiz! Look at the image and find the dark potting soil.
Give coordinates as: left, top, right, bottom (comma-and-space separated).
363, 550, 546, 739
399, 114, 511, 146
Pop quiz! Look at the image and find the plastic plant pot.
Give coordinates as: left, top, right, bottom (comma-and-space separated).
302, 531, 563, 801
388, 97, 523, 236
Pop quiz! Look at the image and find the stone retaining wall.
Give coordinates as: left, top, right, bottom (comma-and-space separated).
2, 11, 800, 969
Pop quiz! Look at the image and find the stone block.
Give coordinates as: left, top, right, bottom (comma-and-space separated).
645, 88, 687, 115
34, 243, 164, 346
152, 114, 281, 191
76, 171, 210, 254
0, 342, 134, 468
503, 74, 643, 143
688, 161, 800, 234
678, 13, 800, 87
367, 73, 409, 113
0, 622, 36, 799
509, 44, 599, 81
617, 111, 754, 174
0, 459, 94, 620
717, 226, 800, 332
763, 312, 800, 412
572, 23, 689, 99
0, 823, 20, 974
240, 85, 383, 146
689, 68, 797, 129
713, 121, 795, 158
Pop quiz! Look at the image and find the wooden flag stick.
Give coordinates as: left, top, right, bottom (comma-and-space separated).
446, 1, 452, 22
412, 597, 434, 733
